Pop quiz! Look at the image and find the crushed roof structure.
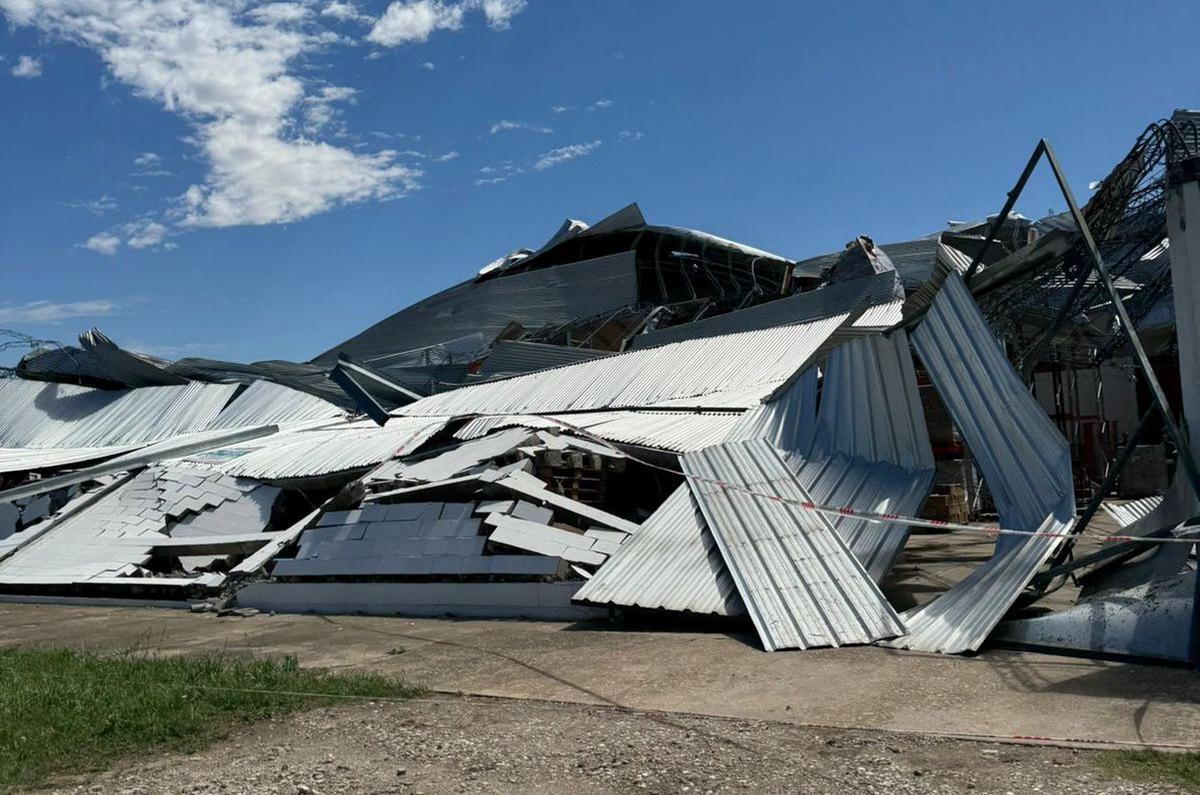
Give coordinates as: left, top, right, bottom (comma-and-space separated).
2, 146, 1199, 668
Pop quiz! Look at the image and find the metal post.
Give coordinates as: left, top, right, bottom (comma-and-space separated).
964, 142, 1047, 284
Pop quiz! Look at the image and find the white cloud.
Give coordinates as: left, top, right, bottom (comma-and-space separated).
420, 60, 435, 70
125, 219, 168, 249
0, 299, 120, 325
489, 119, 552, 134
81, 232, 121, 255
367, 0, 465, 45
589, 98, 612, 110
367, 0, 525, 46
64, 194, 118, 215
2, 0, 419, 228
11, 54, 42, 77
248, 2, 312, 25
321, 0, 371, 24
532, 140, 601, 171
550, 105, 569, 114
617, 129, 644, 142
433, 150, 458, 161
478, 0, 524, 29
133, 152, 161, 167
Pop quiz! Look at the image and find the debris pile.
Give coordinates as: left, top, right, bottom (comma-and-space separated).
2, 112, 1199, 666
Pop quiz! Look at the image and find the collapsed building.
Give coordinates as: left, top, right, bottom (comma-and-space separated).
2, 111, 1199, 667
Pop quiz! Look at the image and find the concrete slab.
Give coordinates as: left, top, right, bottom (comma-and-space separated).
0, 602, 1196, 750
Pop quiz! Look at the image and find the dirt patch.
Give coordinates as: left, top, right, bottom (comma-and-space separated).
45, 696, 1188, 794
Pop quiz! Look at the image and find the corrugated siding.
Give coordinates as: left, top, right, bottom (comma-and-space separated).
726, 366, 818, 453
891, 273, 1076, 654
727, 332, 934, 582
477, 340, 613, 379
1102, 495, 1166, 528
681, 439, 904, 651
453, 410, 744, 454
810, 331, 934, 472
911, 273, 1073, 543
630, 271, 896, 350
398, 315, 847, 417
191, 417, 447, 480
785, 453, 931, 583
573, 483, 744, 616
210, 380, 345, 429
0, 379, 237, 449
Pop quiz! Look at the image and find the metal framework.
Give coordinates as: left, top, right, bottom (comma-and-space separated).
954, 129, 1200, 666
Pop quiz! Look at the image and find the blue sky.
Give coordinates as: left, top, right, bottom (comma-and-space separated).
0, 0, 1195, 366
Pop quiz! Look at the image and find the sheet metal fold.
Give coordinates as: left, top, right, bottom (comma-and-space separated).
680, 439, 904, 651
398, 315, 847, 417
891, 273, 1075, 654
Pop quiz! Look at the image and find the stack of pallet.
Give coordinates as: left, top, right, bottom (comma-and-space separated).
533, 449, 625, 504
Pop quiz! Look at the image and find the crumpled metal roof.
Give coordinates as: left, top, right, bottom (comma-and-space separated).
573, 483, 744, 616
397, 314, 847, 417
889, 273, 1076, 654
188, 416, 447, 481
913, 274, 1074, 546
209, 380, 345, 430
476, 340, 613, 380
681, 439, 905, 651
629, 272, 896, 351
314, 251, 639, 364
0, 464, 275, 587
0, 379, 238, 449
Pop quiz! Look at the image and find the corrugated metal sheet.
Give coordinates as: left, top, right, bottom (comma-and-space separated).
0, 379, 238, 449
315, 251, 639, 363
728, 332, 934, 582
1103, 495, 1166, 528
399, 315, 847, 417
372, 427, 533, 483
477, 340, 613, 380
912, 273, 1074, 545
886, 511, 1070, 654
726, 367, 818, 453
810, 331, 934, 472
890, 273, 1076, 654
0, 464, 273, 587
572, 483, 744, 616
0, 445, 139, 474
786, 453, 931, 583
190, 417, 447, 480
630, 271, 895, 350
553, 411, 744, 453
680, 439, 904, 651
210, 380, 345, 429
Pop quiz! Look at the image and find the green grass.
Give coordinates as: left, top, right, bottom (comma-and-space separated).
1100, 750, 1200, 790
0, 647, 420, 793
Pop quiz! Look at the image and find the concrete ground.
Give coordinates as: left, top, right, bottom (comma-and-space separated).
1, 600, 1197, 751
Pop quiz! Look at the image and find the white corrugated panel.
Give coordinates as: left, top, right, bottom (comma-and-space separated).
573, 483, 744, 616
0, 445, 139, 474
373, 427, 533, 483
889, 273, 1076, 654
192, 417, 447, 480
210, 380, 345, 429
727, 332, 934, 582
1102, 495, 1166, 528
398, 315, 848, 417
0, 464, 272, 586
681, 439, 904, 651
0, 379, 238, 449
911, 274, 1073, 549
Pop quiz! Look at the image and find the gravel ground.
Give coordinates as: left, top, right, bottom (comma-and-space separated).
46, 696, 1186, 795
